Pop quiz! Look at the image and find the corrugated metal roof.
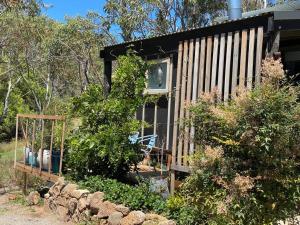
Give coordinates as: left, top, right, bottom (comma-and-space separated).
104, 0, 300, 49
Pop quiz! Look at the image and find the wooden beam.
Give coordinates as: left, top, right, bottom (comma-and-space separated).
171, 42, 184, 195
255, 27, 264, 86
14, 116, 19, 168
17, 114, 65, 121
190, 38, 200, 154
15, 162, 59, 183
224, 32, 233, 101
231, 31, 240, 97
166, 55, 173, 150
211, 35, 219, 90
247, 28, 255, 90
205, 36, 212, 93
198, 37, 206, 97
177, 40, 189, 166
217, 33, 226, 97
239, 30, 248, 89
59, 121, 66, 176
183, 39, 194, 166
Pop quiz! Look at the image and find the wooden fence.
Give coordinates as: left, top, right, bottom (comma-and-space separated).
171, 27, 264, 181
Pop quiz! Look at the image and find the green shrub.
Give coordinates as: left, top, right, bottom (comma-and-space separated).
66, 53, 147, 180
79, 176, 166, 213
172, 58, 300, 225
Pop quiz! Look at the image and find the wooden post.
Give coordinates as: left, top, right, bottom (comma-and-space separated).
14, 115, 19, 168
190, 38, 200, 154
153, 103, 157, 137
141, 104, 145, 143
23, 172, 27, 194
39, 120, 44, 172
171, 42, 183, 195
59, 120, 66, 176
49, 120, 55, 174
166, 55, 173, 150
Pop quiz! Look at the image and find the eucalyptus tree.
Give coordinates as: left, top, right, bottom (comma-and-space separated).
104, 0, 226, 41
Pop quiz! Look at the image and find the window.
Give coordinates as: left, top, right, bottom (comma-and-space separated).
145, 58, 170, 94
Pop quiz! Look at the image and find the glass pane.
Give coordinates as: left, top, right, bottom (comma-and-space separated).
148, 62, 167, 90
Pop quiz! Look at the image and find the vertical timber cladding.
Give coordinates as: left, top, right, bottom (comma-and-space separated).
172, 26, 264, 170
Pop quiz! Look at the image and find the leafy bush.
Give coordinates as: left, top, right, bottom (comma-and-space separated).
170, 58, 300, 225
67, 53, 147, 180
79, 176, 166, 213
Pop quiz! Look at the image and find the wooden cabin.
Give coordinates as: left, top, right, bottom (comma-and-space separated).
100, 3, 300, 193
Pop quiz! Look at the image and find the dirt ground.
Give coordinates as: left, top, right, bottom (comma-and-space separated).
0, 192, 73, 225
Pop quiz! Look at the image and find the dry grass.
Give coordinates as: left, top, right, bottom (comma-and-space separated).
0, 140, 24, 188
0, 140, 45, 190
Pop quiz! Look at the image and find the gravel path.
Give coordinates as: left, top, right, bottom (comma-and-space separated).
0, 193, 73, 225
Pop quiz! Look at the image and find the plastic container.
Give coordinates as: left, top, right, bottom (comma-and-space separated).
51, 150, 60, 173
37, 150, 50, 171
28, 152, 37, 167
24, 147, 31, 164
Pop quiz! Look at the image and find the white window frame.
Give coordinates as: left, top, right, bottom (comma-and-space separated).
145, 58, 171, 95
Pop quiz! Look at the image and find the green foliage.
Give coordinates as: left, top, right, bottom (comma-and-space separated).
67, 53, 147, 180
172, 59, 300, 225
79, 176, 166, 213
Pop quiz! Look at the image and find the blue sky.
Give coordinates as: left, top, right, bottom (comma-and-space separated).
42, 0, 106, 22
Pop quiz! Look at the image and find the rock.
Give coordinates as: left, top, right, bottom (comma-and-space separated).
116, 205, 130, 216
80, 209, 92, 221
142, 221, 158, 225
120, 211, 145, 225
49, 185, 62, 198
48, 197, 57, 212
71, 189, 89, 199
26, 191, 40, 205
44, 193, 50, 199
57, 205, 69, 221
108, 212, 123, 225
145, 214, 167, 222
8, 194, 16, 201
56, 177, 66, 186
78, 197, 88, 212
56, 196, 68, 207
49, 178, 65, 197
96, 201, 117, 219
61, 184, 78, 197
90, 191, 105, 214
100, 219, 109, 225
158, 220, 176, 225
68, 198, 78, 215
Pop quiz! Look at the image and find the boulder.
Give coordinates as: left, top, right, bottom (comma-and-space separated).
80, 209, 92, 221
108, 212, 123, 225
56, 196, 68, 207
78, 197, 88, 212
96, 201, 117, 219
145, 214, 167, 222
57, 205, 69, 221
90, 191, 105, 214
49, 177, 65, 197
116, 205, 130, 216
71, 189, 89, 199
26, 191, 40, 205
120, 211, 145, 225
158, 220, 176, 225
44, 193, 50, 199
68, 198, 78, 215
61, 183, 78, 197
142, 221, 158, 225
48, 197, 57, 212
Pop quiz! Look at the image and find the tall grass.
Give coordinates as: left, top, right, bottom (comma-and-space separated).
0, 140, 24, 188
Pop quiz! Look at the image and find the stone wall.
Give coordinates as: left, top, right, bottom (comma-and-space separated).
44, 177, 176, 225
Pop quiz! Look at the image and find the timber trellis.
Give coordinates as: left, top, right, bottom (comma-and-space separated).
170, 26, 264, 191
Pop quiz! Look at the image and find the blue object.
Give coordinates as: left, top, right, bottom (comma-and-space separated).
28, 152, 37, 167
51, 151, 61, 173
129, 132, 140, 144
228, 0, 242, 20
